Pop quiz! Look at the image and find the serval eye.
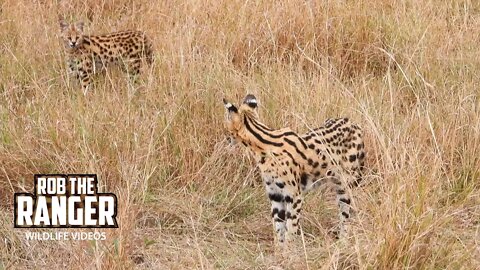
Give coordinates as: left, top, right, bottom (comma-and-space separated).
221, 104, 366, 246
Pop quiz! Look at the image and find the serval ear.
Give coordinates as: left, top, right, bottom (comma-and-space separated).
75, 21, 84, 32
223, 98, 242, 131
223, 98, 238, 113
243, 94, 258, 109
59, 19, 69, 31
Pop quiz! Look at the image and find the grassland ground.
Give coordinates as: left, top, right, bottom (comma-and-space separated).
0, 0, 479, 269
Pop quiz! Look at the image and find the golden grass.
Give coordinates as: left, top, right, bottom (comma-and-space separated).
1, 0, 479, 269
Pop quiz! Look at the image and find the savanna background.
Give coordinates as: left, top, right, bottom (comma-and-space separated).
0, 0, 479, 269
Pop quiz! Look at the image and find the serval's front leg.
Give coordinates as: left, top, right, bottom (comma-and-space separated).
264, 175, 287, 248
270, 195, 286, 245
78, 69, 92, 95
267, 190, 286, 245
284, 191, 303, 244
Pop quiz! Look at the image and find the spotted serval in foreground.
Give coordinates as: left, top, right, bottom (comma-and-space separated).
59, 20, 153, 94
223, 94, 365, 247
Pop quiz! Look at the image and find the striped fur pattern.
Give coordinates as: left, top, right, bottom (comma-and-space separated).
59, 20, 154, 94
223, 94, 365, 246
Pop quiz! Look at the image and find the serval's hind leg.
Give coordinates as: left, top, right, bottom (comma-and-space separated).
327, 170, 352, 239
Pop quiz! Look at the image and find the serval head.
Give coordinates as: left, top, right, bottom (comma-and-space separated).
59, 20, 85, 49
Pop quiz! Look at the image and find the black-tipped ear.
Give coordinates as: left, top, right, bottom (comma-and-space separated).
243, 94, 258, 108
223, 98, 238, 113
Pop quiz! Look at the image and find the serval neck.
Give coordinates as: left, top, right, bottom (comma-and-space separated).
239, 113, 306, 159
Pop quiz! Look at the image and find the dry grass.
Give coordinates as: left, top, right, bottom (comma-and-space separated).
1, 0, 479, 269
